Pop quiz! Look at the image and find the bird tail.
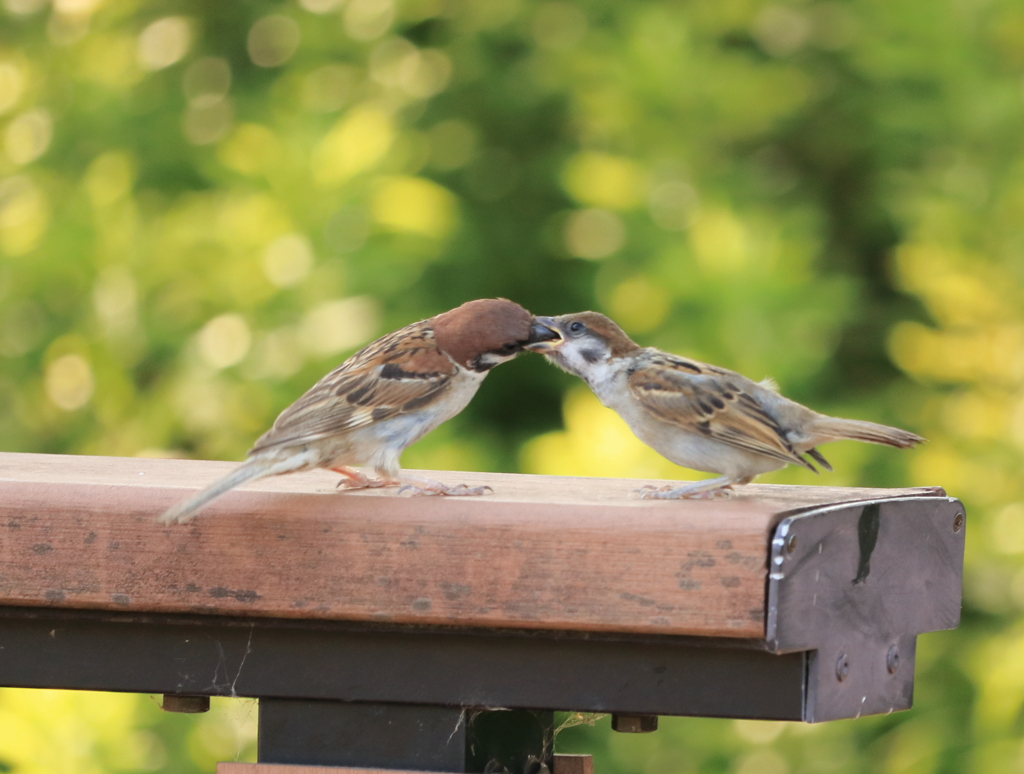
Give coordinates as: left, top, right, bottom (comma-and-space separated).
808, 416, 925, 449
158, 455, 305, 525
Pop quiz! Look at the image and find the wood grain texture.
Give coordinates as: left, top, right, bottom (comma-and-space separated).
552, 754, 595, 774
0, 453, 942, 638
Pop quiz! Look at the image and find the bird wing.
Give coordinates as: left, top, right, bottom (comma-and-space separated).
626, 354, 813, 470
249, 321, 458, 453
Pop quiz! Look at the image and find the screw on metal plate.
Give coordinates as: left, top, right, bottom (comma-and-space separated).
611, 714, 658, 733
161, 694, 210, 713
835, 653, 850, 682
953, 512, 964, 533
887, 645, 901, 674
786, 533, 798, 554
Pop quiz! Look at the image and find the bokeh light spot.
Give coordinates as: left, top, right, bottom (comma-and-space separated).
262, 233, 314, 288
0, 62, 26, 115
83, 151, 136, 207
649, 180, 699, 230
217, 123, 281, 177
606, 275, 670, 334
561, 151, 643, 210
532, 2, 588, 50
183, 56, 231, 101
400, 49, 452, 99
313, 105, 394, 186
137, 16, 191, 71
196, 313, 252, 370
92, 266, 138, 337
753, 5, 811, 57
299, 0, 344, 13
371, 175, 458, 239
5, 109, 52, 165
247, 15, 301, 68
302, 64, 357, 113
45, 354, 94, 411
3, 0, 47, 14
184, 95, 233, 145
0, 175, 49, 255
300, 297, 380, 357
344, 0, 394, 41
689, 208, 747, 274
563, 208, 625, 259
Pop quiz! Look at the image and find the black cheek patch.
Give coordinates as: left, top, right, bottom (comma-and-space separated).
580, 348, 603, 364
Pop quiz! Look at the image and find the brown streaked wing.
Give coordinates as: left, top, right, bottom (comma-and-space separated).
626, 358, 813, 469
249, 321, 457, 453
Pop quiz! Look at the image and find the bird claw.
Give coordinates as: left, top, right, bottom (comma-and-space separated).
398, 482, 494, 497
336, 476, 392, 490
633, 484, 734, 500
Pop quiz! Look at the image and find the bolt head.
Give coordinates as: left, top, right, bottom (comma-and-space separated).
786, 533, 798, 554
161, 694, 210, 713
953, 512, 964, 533
611, 714, 658, 733
836, 653, 850, 682
887, 645, 901, 674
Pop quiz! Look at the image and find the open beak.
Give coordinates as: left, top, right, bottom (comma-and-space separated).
525, 317, 563, 352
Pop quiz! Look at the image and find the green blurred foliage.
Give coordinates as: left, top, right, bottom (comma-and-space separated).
1, 0, 1023, 771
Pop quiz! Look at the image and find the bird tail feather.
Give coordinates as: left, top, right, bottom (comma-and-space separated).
809, 416, 924, 449
157, 455, 305, 525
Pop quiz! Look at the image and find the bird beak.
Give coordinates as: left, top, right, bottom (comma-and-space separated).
525, 317, 563, 352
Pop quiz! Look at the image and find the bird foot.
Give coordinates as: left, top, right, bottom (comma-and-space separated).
633, 483, 735, 500
332, 468, 397, 490
398, 479, 494, 497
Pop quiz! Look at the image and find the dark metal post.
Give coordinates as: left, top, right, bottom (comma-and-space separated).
466, 709, 554, 773
257, 699, 554, 773
257, 698, 466, 770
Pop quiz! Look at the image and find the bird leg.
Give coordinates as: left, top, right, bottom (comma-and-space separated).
331, 467, 397, 490
634, 475, 738, 500
397, 475, 493, 497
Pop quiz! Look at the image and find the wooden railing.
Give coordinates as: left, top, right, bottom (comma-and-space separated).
0, 452, 965, 773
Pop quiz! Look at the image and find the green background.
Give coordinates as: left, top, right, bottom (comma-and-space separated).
1, 0, 1023, 771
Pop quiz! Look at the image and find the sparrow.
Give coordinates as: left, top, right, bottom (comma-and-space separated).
159, 298, 559, 524
527, 312, 924, 499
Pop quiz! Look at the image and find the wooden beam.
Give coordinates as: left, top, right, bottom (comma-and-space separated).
0, 452, 942, 638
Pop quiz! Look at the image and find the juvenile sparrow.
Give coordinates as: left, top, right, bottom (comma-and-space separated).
159, 299, 558, 524
528, 312, 924, 499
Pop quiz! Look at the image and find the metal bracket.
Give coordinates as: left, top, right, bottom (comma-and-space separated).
766, 496, 965, 722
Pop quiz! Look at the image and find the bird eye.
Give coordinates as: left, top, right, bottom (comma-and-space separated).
568, 321, 586, 336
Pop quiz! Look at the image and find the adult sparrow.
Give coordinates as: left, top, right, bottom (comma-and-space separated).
159, 298, 558, 524
527, 312, 924, 499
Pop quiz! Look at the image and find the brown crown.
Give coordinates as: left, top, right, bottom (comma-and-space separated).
555, 311, 640, 358
432, 298, 534, 367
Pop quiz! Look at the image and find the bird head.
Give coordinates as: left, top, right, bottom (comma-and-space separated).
526, 311, 640, 378
432, 298, 561, 371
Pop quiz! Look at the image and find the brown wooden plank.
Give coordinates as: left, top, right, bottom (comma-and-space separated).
553, 754, 596, 774
0, 452, 941, 638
